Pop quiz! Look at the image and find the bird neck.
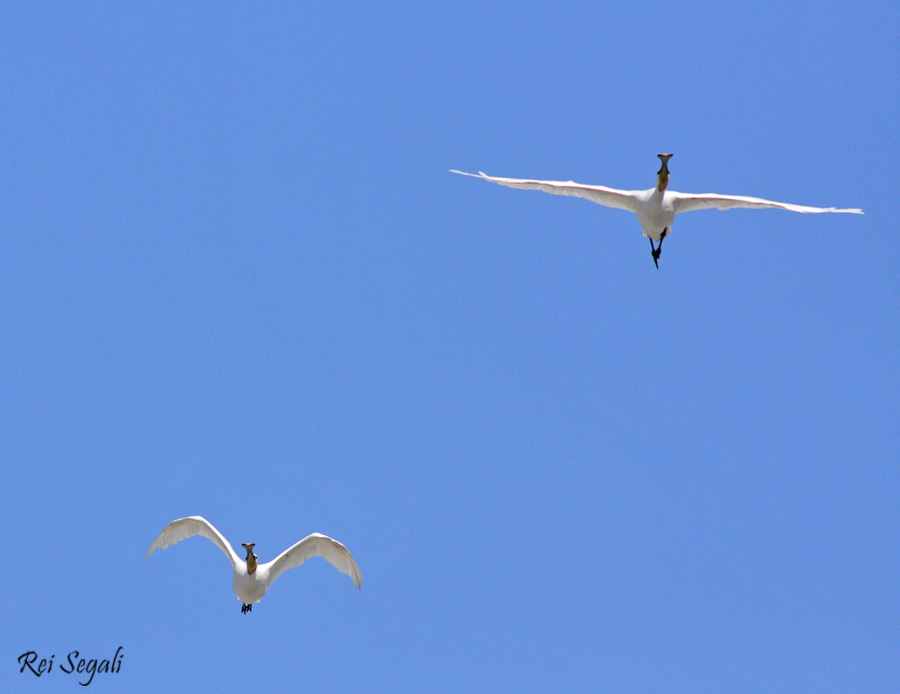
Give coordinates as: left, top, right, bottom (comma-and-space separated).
657, 169, 669, 192
243, 546, 258, 575
656, 154, 672, 191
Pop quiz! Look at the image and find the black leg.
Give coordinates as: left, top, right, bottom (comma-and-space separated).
651, 228, 668, 269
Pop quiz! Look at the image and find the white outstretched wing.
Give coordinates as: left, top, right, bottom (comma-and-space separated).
265, 533, 363, 590
673, 191, 863, 215
146, 515, 240, 566
451, 170, 640, 213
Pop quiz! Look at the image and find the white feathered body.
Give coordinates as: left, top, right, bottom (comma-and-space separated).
147, 517, 363, 609
449, 168, 862, 248
232, 561, 268, 605
635, 188, 677, 241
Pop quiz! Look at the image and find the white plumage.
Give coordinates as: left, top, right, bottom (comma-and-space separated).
451, 154, 862, 267
147, 516, 362, 613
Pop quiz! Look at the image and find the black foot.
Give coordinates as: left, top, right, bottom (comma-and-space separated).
649, 228, 668, 269
649, 238, 660, 269
241, 603, 252, 614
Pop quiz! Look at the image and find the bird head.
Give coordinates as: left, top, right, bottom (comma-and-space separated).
241, 543, 258, 574
657, 153, 673, 190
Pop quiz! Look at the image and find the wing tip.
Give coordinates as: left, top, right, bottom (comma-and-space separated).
449, 169, 485, 179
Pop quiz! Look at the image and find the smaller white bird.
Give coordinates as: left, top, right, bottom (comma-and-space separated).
147, 516, 362, 614
452, 154, 863, 267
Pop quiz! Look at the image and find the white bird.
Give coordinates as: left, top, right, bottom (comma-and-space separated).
451, 154, 862, 267
147, 516, 362, 614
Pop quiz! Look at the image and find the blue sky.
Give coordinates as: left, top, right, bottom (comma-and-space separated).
3, 2, 897, 691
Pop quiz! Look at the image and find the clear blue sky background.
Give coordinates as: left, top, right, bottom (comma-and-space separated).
4, 2, 897, 692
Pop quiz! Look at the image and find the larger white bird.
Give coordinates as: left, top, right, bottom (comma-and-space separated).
147, 516, 362, 614
451, 154, 862, 267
